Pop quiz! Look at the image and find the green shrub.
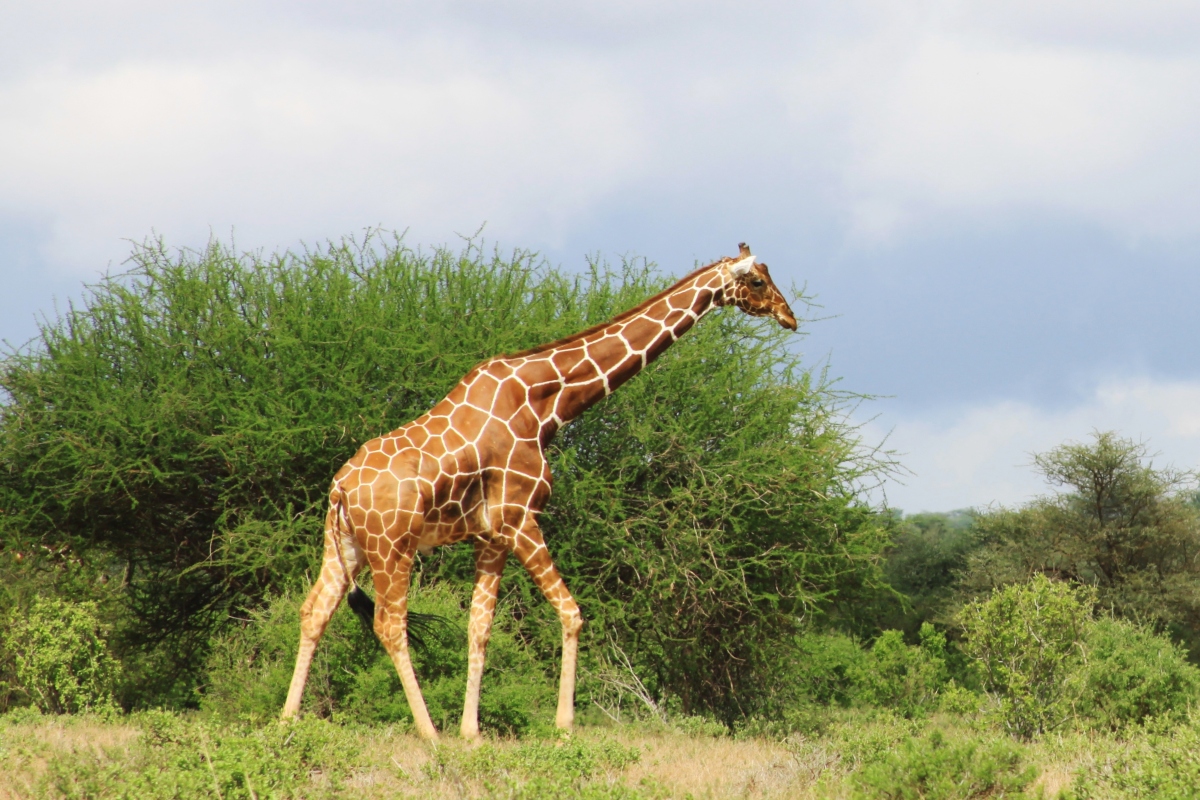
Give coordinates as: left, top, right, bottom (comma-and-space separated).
1071, 718, 1200, 799
202, 582, 556, 735
425, 737, 645, 798
853, 729, 1035, 799
959, 575, 1092, 738
853, 624, 948, 717
6, 597, 118, 714
938, 680, 985, 715
791, 631, 869, 706
1073, 617, 1200, 730
35, 713, 362, 799
727, 631, 864, 737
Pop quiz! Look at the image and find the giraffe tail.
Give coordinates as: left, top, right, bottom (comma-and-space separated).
346, 586, 448, 651
330, 489, 449, 651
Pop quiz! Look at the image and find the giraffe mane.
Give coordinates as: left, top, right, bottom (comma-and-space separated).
498, 257, 731, 360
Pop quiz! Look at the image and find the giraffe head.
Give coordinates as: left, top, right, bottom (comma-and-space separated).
722, 243, 798, 331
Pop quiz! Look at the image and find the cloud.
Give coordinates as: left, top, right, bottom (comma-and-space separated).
0, 43, 645, 274
2, 0, 1200, 279
835, 34, 1200, 243
874, 377, 1200, 513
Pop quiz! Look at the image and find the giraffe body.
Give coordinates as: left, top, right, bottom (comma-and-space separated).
281, 244, 796, 739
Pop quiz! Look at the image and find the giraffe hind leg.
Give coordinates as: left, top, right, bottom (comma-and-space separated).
461, 538, 508, 740
281, 503, 365, 720
345, 586, 449, 651
370, 538, 440, 741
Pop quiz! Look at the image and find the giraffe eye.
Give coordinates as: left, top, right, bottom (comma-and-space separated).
751, 279, 765, 288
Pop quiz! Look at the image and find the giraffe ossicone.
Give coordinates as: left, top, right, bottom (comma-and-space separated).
280, 243, 798, 740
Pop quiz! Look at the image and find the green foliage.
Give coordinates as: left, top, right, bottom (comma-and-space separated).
203, 582, 556, 736
6, 597, 118, 715
853, 729, 1035, 799
32, 713, 362, 799
1073, 616, 1200, 730
853, 624, 949, 717
812, 708, 924, 770
425, 738, 650, 799
791, 631, 869, 706
533, 303, 890, 723
0, 232, 890, 719
959, 575, 1092, 738
958, 432, 1200, 640
1071, 717, 1200, 799
937, 681, 985, 715
882, 511, 980, 633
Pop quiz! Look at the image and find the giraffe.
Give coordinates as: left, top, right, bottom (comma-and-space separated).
280, 243, 797, 740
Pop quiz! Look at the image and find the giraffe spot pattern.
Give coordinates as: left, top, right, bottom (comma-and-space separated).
283, 246, 798, 741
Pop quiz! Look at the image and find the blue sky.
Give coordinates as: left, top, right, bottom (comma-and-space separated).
3, 1, 1199, 512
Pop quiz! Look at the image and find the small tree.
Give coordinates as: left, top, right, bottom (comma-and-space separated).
880, 510, 979, 634
1074, 616, 1200, 730
852, 624, 948, 717
959, 575, 1092, 738
958, 432, 1200, 640
8, 597, 118, 714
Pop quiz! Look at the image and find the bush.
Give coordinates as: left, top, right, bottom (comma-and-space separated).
853, 729, 1035, 799
881, 510, 980, 635
6, 597, 118, 715
957, 432, 1200, 641
852, 624, 948, 717
202, 582, 557, 736
790, 631, 868, 706
1072, 718, 1200, 799
33, 712, 363, 799
1074, 617, 1200, 730
958, 575, 1092, 738
424, 737, 645, 798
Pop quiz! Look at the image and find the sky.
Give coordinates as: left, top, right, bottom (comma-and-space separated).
2, 1, 1199, 513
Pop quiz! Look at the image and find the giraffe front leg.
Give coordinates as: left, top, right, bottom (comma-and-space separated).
512, 521, 583, 732
461, 539, 508, 740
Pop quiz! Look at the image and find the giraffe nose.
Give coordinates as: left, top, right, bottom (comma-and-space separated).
776, 308, 797, 331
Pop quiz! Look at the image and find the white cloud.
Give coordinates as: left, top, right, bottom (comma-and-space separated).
0, 47, 645, 274
875, 377, 1200, 513
837, 34, 1200, 243
2, 0, 1200, 279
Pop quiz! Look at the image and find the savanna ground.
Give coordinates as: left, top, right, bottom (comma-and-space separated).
5, 706, 1198, 799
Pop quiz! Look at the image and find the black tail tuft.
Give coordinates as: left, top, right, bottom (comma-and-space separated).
347, 586, 376, 629
346, 586, 449, 652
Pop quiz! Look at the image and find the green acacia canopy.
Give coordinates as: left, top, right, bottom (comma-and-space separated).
0, 233, 890, 717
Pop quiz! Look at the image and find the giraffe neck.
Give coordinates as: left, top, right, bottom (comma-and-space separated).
504, 259, 735, 435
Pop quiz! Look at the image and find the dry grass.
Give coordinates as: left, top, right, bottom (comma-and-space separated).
604, 729, 804, 798
0, 716, 833, 799
339, 726, 823, 799
0, 716, 139, 800
0, 713, 1107, 799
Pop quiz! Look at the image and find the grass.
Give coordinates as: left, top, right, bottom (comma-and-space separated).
3, 707, 1199, 799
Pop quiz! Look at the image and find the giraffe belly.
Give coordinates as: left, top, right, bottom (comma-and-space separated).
417, 468, 487, 554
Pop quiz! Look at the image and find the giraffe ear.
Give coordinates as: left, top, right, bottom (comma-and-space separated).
729, 254, 756, 277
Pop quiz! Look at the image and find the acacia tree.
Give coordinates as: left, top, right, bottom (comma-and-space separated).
0, 233, 891, 714
958, 432, 1200, 639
